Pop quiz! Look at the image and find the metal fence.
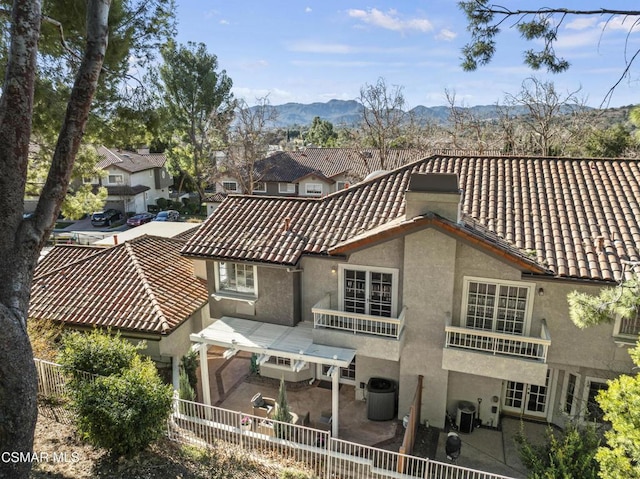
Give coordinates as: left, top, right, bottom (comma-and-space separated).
34, 358, 516, 479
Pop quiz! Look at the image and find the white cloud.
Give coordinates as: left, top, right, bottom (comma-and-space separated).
305, 7, 312, 13
233, 88, 293, 104
565, 17, 598, 31
347, 8, 433, 33
289, 41, 355, 54
435, 28, 457, 41
236, 59, 269, 71
598, 15, 640, 32
219, 19, 229, 25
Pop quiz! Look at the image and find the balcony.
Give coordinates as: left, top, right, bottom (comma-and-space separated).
311, 294, 406, 361
442, 319, 551, 385
312, 294, 405, 339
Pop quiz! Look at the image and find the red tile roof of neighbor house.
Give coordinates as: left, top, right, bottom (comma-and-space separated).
256, 148, 426, 182
182, 155, 640, 283
30, 235, 208, 335
96, 146, 167, 173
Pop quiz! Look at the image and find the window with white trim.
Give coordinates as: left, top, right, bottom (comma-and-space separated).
614, 308, 640, 337
268, 357, 291, 367
108, 174, 123, 184
304, 183, 323, 196
278, 183, 296, 194
462, 278, 534, 335
564, 372, 580, 415
339, 265, 398, 317
584, 377, 608, 423
215, 262, 257, 296
252, 182, 266, 193
336, 181, 349, 191
222, 181, 238, 192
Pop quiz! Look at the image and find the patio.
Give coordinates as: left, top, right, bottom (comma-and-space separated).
196, 347, 399, 446
195, 347, 549, 479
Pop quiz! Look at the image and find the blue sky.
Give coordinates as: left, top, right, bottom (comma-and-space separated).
175, 1, 640, 108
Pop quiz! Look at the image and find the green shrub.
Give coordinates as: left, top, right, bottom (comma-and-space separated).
279, 469, 314, 479
59, 330, 172, 457
58, 329, 142, 378
181, 350, 198, 391
156, 197, 168, 209
179, 370, 195, 403
273, 377, 292, 439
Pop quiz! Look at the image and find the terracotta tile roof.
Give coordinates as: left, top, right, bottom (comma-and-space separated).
183, 155, 640, 283
30, 235, 208, 335
36, 244, 106, 276
96, 146, 167, 173
255, 148, 425, 182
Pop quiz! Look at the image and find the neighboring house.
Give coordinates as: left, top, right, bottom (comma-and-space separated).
182, 154, 640, 436
87, 147, 173, 214
204, 148, 426, 212
29, 235, 210, 388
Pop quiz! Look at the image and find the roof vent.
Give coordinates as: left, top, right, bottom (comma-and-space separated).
283, 217, 291, 232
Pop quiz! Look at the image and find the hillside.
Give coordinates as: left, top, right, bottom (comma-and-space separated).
251, 99, 629, 128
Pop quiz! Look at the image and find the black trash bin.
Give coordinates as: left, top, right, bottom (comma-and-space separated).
456, 400, 476, 433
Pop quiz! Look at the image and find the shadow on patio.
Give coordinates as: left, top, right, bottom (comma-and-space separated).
196, 347, 400, 447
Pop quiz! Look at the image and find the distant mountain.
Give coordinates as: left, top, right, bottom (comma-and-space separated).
256, 99, 557, 128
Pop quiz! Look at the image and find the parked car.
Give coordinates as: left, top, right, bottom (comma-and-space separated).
126, 212, 156, 227
91, 209, 122, 227
153, 210, 179, 222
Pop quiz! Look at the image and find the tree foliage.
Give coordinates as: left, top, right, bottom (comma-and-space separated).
516, 421, 600, 479
596, 345, 640, 478
585, 124, 633, 158
459, 2, 640, 102
568, 277, 640, 329
273, 377, 292, 439
220, 97, 276, 193
59, 330, 173, 457
306, 116, 338, 147
356, 77, 407, 171
158, 41, 235, 201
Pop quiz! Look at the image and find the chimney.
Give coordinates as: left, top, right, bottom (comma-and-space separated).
113, 234, 118, 245
405, 173, 462, 222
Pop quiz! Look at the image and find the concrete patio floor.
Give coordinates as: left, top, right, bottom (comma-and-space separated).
196, 347, 549, 478
196, 347, 399, 446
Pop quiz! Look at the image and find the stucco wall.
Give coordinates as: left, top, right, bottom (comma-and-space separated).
207, 261, 299, 326
400, 228, 457, 428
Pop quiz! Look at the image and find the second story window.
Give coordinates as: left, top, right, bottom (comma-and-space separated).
462, 277, 534, 335
615, 308, 640, 337
339, 265, 398, 318
279, 183, 296, 194
222, 181, 238, 192
253, 182, 266, 193
108, 174, 123, 184
216, 262, 257, 297
305, 183, 323, 196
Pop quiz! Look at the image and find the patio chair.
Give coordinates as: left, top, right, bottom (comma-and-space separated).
251, 393, 276, 418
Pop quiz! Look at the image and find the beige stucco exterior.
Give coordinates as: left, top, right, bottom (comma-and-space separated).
200, 216, 636, 431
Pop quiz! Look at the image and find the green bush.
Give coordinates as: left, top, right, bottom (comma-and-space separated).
156, 197, 168, 209
59, 330, 173, 457
58, 329, 142, 378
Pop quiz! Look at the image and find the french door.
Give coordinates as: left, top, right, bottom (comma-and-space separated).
464, 279, 533, 335
503, 370, 553, 419
341, 267, 397, 317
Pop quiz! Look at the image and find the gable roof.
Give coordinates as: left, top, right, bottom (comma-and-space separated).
255, 148, 426, 183
30, 235, 208, 335
182, 155, 640, 283
96, 146, 167, 173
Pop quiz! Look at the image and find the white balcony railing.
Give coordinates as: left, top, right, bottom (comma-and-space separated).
312, 294, 405, 339
445, 319, 551, 362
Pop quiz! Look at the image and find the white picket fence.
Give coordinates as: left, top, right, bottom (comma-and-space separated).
34, 358, 516, 479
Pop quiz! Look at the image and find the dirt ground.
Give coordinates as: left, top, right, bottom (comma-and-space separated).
30, 409, 311, 479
